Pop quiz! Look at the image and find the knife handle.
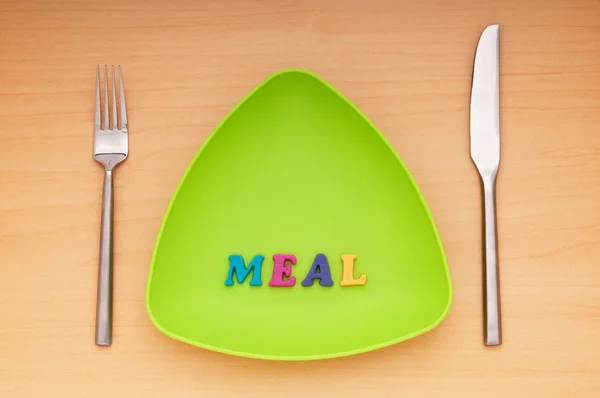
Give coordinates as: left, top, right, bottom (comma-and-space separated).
482, 175, 502, 346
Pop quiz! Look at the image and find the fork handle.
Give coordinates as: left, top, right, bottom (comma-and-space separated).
482, 175, 502, 346
96, 168, 114, 346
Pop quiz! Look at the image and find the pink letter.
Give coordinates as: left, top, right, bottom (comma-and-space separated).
268, 254, 297, 287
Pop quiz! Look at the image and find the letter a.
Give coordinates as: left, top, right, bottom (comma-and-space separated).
301, 253, 334, 286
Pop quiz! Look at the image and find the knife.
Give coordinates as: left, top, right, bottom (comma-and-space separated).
470, 24, 502, 346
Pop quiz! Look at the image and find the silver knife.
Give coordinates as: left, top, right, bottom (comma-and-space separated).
470, 24, 502, 346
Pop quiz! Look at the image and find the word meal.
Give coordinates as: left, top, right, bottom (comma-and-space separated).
224, 254, 367, 287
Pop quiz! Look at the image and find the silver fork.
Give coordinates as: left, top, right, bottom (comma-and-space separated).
94, 65, 128, 346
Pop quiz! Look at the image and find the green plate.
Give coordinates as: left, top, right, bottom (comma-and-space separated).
146, 69, 452, 360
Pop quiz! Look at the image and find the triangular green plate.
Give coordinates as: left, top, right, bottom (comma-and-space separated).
146, 69, 452, 360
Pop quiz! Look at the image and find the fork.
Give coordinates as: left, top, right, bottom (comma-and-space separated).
94, 65, 128, 346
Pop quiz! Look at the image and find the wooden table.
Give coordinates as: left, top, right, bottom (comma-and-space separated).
1, 0, 599, 396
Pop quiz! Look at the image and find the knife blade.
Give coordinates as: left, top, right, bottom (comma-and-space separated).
470, 24, 502, 346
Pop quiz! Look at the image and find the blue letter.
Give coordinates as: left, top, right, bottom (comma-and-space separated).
301, 253, 334, 286
225, 254, 264, 286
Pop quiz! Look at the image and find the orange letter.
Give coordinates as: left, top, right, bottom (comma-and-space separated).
340, 254, 366, 286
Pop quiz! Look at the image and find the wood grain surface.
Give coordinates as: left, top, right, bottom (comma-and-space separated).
1, 0, 599, 396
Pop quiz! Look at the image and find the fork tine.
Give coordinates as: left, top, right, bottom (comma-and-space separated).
118, 66, 127, 131
103, 65, 109, 130
111, 66, 117, 130
95, 66, 101, 131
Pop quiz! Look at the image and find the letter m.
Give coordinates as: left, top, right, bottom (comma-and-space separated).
224, 254, 264, 286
